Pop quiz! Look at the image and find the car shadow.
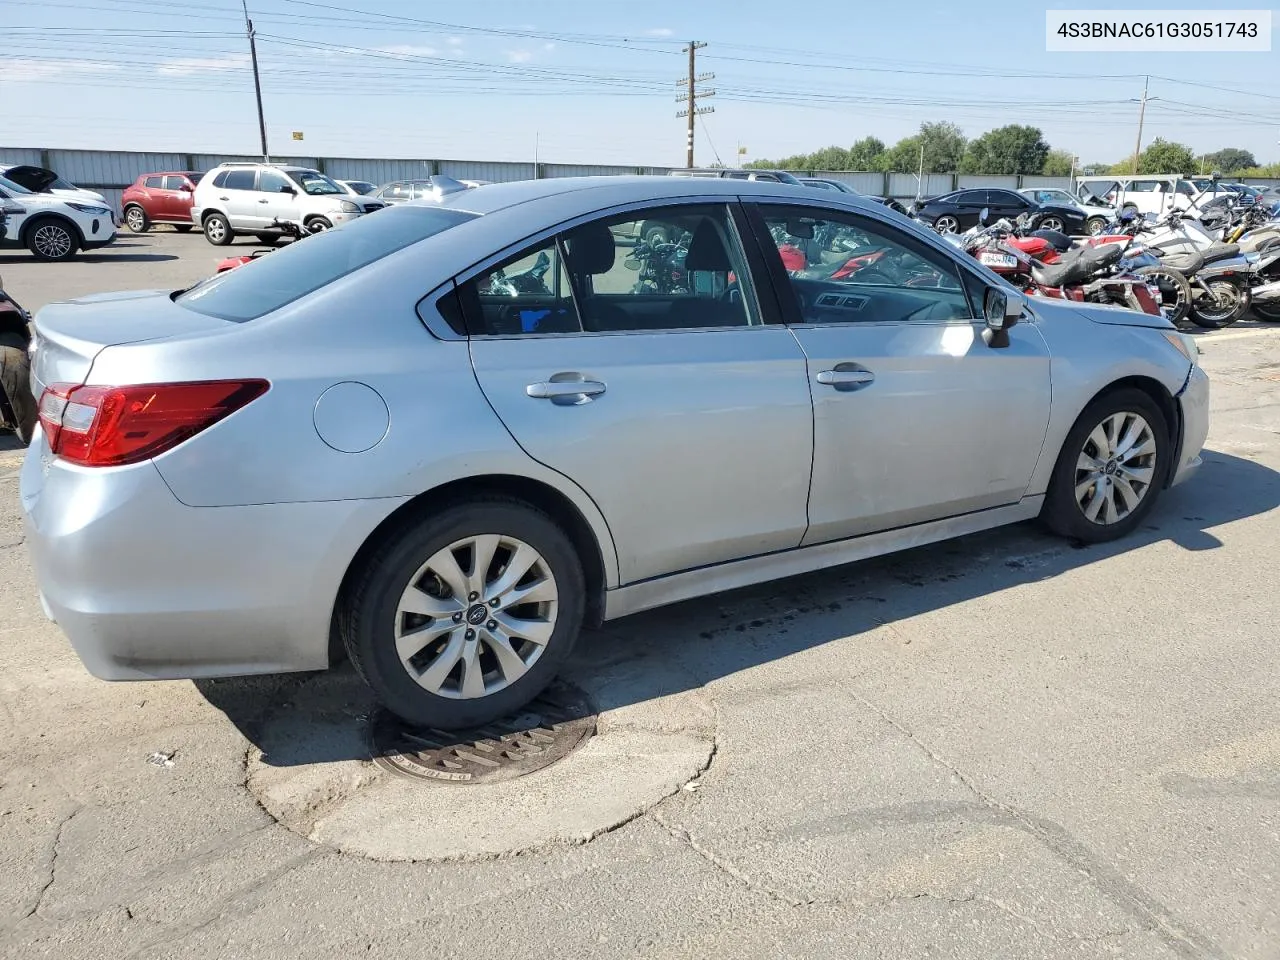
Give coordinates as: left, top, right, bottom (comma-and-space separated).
196, 449, 1280, 767
0, 433, 24, 452
0, 253, 179, 264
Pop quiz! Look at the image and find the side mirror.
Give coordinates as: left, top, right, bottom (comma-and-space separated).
983, 286, 1024, 348
279, 184, 296, 194
180, 183, 193, 192
979, 207, 990, 225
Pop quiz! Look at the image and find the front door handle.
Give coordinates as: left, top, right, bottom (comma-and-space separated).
816, 367, 875, 389
526, 375, 606, 404
258, 198, 271, 204
219, 195, 230, 201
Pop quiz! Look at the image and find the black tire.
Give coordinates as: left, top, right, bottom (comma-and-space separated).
304, 216, 332, 234
255, 233, 281, 245
1086, 217, 1108, 236
1251, 301, 1280, 322
1136, 265, 1192, 325
1042, 388, 1169, 543
0, 334, 36, 445
1039, 215, 1066, 233
174, 224, 194, 233
1190, 277, 1249, 328
25, 218, 79, 261
933, 215, 960, 234
342, 498, 586, 729
123, 205, 150, 233
203, 213, 235, 246
641, 223, 671, 245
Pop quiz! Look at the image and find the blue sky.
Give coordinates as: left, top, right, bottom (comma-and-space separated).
5, 0, 1278, 168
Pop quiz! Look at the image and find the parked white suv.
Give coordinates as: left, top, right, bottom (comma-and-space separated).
0, 172, 117, 261
191, 163, 386, 245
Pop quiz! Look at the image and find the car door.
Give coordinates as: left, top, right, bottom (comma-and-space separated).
256, 169, 299, 228
746, 201, 1052, 545
216, 168, 260, 228
988, 189, 1031, 222
161, 175, 190, 221
464, 201, 815, 584
952, 190, 989, 228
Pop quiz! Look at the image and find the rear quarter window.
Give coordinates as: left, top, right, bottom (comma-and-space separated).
176, 205, 477, 322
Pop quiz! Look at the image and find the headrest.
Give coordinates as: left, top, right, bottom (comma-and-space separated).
564, 222, 616, 275
685, 219, 731, 271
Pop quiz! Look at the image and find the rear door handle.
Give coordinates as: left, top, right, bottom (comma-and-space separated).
526, 376, 606, 403
816, 368, 875, 388
219, 195, 230, 201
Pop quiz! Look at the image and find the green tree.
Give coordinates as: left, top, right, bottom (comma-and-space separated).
1042, 149, 1076, 177
847, 136, 886, 171
918, 121, 966, 172
808, 145, 852, 171
882, 135, 922, 173
1112, 138, 1197, 175
1202, 147, 1257, 175
959, 125, 1050, 175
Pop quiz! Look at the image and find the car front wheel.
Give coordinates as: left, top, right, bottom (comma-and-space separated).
26, 219, 79, 261
933, 215, 959, 234
1042, 388, 1168, 543
342, 498, 586, 729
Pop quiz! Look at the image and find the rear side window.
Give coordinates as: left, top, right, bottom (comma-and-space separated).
177, 205, 477, 322
144, 175, 163, 188
224, 169, 256, 190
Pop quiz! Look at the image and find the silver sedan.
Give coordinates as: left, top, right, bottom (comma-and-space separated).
19, 176, 1209, 728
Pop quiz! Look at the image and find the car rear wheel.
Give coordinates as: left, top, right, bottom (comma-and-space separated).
934, 215, 959, 234
124, 205, 150, 233
1086, 217, 1108, 236
1038, 215, 1066, 232
203, 213, 234, 246
342, 498, 586, 729
25, 218, 79, 261
1041, 388, 1168, 543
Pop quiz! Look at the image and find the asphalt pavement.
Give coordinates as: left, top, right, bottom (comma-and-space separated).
1, 232, 1279, 959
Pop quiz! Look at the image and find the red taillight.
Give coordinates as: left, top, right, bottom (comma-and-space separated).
38, 379, 269, 467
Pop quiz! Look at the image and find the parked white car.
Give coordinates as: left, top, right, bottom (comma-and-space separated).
191, 163, 387, 245
1018, 187, 1116, 235
0, 164, 110, 208
338, 180, 378, 196
0, 173, 117, 261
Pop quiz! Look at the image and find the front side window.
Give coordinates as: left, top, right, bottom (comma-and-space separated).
757, 206, 973, 325
163, 175, 189, 191
258, 169, 291, 194
223, 169, 256, 190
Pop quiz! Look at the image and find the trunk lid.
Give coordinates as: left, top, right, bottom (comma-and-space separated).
31, 289, 237, 392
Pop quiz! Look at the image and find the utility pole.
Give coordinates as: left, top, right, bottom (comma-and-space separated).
676, 41, 713, 168
1131, 74, 1149, 175
243, 0, 269, 162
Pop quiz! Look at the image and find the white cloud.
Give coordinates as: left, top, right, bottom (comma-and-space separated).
645, 28, 674, 37
156, 53, 250, 76
542, 42, 555, 51
447, 36, 464, 47
374, 44, 438, 59
506, 49, 533, 63
0, 57, 121, 82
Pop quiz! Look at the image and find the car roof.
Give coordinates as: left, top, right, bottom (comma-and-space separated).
422, 174, 830, 217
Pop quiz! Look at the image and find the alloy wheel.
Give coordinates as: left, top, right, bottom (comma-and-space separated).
126, 207, 147, 232
32, 224, 73, 259
206, 218, 226, 243
394, 534, 558, 700
935, 216, 959, 234
1075, 411, 1157, 525
1040, 216, 1065, 232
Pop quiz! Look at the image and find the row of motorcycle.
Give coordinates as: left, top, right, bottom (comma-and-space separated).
942, 197, 1280, 328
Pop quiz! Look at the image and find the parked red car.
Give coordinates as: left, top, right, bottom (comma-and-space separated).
120, 171, 203, 232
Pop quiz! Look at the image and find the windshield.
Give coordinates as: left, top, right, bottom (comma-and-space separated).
292, 171, 345, 196
177, 204, 477, 322
0, 174, 33, 195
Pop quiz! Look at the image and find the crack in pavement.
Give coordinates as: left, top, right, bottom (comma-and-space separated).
20, 805, 81, 922
843, 687, 1231, 960
874, 892, 1139, 942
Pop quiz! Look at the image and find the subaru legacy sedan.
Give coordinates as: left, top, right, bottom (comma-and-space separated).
20, 176, 1209, 729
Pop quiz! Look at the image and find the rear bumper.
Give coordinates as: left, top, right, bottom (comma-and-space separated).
1171, 364, 1209, 487
20, 430, 406, 681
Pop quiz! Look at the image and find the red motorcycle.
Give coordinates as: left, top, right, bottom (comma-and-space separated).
965, 223, 1160, 316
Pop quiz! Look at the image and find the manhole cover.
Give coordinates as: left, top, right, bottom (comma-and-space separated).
369, 683, 596, 785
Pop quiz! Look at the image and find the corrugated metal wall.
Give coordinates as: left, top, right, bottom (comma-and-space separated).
888, 172, 954, 199
0, 147, 44, 166
956, 174, 1020, 191
1020, 175, 1074, 190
